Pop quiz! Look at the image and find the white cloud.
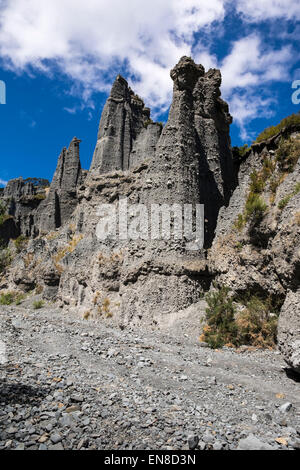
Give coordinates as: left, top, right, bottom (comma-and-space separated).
221, 34, 293, 93
0, 178, 8, 187
229, 93, 276, 140
0, 0, 297, 136
235, 0, 300, 22
219, 33, 295, 139
0, 0, 225, 111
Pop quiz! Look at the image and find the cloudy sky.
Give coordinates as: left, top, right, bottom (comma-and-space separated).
0, 0, 299, 185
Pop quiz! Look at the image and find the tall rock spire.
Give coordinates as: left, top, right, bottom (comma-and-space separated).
143, 56, 235, 246
90, 75, 162, 173
38, 137, 82, 233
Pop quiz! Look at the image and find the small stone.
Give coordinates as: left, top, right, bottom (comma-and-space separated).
71, 394, 84, 403
279, 418, 288, 427
50, 433, 62, 444
180, 375, 188, 381
65, 405, 81, 413
6, 426, 17, 434
187, 435, 199, 450
15, 443, 25, 451
279, 402, 292, 413
39, 444, 48, 451
48, 443, 64, 451
77, 438, 88, 450
198, 342, 210, 348
213, 441, 223, 451
290, 439, 300, 450
237, 434, 274, 450
275, 437, 288, 446
203, 431, 214, 444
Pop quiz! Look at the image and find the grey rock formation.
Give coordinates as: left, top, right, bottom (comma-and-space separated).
1, 57, 235, 329
38, 137, 83, 233
1, 177, 49, 237
209, 126, 300, 371
53, 57, 233, 325
130, 123, 162, 169
278, 290, 300, 373
142, 56, 235, 246
90, 75, 161, 173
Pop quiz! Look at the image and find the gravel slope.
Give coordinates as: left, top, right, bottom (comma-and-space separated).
0, 305, 299, 451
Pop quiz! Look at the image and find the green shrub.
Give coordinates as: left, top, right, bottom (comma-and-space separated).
0, 201, 9, 226
293, 182, 300, 195
33, 300, 44, 310
276, 137, 300, 173
278, 195, 292, 210
278, 183, 300, 210
0, 244, 12, 273
262, 156, 276, 178
255, 112, 300, 143
236, 296, 278, 349
200, 285, 238, 349
233, 213, 246, 231
249, 171, 265, 194
14, 235, 28, 253
34, 193, 46, 201
201, 287, 280, 350
15, 294, 25, 305
143, 119, 153, 128
238, 144, 251, 157
245, 193, 267, 221
0, 292, 15, 305
269, 175, 281, 194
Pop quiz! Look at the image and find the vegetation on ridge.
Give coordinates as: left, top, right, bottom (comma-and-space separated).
254, 112, 300, 143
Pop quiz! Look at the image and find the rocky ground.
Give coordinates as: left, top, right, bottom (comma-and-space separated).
0, 304, 299, 451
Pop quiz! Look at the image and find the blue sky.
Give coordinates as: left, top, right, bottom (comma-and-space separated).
0, 0, 299, 186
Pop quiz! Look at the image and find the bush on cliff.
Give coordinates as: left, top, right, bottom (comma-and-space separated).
245, 193, 267, 222
14, 235, 28, 253
0, 201, 9, 226
200, 285, 238, 349
0, 292, 15, 305
255, 112, 300, 143
236, 296, 278, 349
201, 286, 279, 350
0, 240, 11, 274
276, 136, 300, 173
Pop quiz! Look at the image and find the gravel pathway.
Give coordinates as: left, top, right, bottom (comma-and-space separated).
0, 305, 299, 450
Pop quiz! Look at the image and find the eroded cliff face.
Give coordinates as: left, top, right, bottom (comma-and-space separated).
209, 126, 300, 370
144, 57, 235, 246
0, 57, 233, 328
1, 177, 50, 238
1, 57, 299, 372
90, 74, 162, 173
37, 137, 84, 234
